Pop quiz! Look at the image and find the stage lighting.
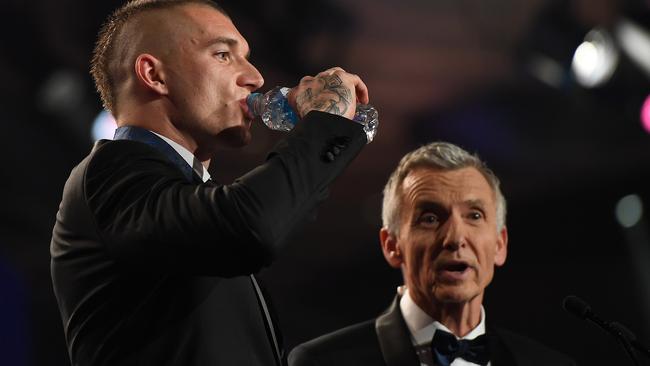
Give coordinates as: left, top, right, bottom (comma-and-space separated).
615, 194, 644, 228
91, 110, 117, 141
571, 29, 619, 88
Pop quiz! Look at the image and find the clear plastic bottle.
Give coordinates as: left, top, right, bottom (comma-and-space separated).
247, 86, 379, 143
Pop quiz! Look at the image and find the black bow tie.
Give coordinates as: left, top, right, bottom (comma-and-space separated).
431, 329, 490, 366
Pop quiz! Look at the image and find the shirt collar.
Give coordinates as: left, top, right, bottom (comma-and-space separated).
399, 288, 487, 346
150, 131, 211, 182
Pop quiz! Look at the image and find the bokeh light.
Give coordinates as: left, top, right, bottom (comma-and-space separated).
641, 94, 650, 134
615, 194, 644, 228
91, 110, 117, 141
572, 29, 619, 88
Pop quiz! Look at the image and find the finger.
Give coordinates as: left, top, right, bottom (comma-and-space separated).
299, 75, 315, 84
286, 87, 297, 109
350, 74, 369, 105
317, 66, 345, 77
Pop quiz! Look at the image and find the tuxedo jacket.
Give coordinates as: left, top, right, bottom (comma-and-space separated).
289, 296, 576, 366
50, 111, 366, 366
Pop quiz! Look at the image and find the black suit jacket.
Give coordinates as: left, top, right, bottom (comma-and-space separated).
50, 111, 366, 366
289, 296, 576, 366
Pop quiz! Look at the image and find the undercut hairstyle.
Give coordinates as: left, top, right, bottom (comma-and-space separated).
90, 0, 227, 114
381, 142, 507, 235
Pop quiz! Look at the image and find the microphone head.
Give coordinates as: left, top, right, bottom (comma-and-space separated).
563, 295, 591, 319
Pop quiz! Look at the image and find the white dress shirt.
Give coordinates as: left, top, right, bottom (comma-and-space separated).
399, 289, 490, 366
150, 131, 211, 182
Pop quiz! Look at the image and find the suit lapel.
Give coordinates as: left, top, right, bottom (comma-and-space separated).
487, 327, 517, 366
375, 296, 421, 366
113, 126, 197, 182
249, 275, 283, 366
374, 298, 519, 366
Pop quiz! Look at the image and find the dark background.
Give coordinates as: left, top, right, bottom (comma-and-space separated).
1, 0, 650, 365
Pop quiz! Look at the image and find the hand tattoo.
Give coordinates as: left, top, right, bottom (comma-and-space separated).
296, 74, 352, 117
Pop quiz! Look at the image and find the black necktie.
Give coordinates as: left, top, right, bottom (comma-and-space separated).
431, 329, 490, 366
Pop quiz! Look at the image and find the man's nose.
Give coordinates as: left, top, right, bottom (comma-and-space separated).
238, 60, 264, 91
441, 214, 467, 250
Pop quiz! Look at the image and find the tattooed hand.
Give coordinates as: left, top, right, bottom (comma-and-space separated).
288, 67, 370, 120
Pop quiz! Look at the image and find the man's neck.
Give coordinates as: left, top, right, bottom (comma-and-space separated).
411, 290, 484, 337
116, 114, 210, 168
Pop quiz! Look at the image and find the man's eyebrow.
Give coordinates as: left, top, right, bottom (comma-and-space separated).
465, 199, 486, 209
205, 37, 251, 59
414, 201, 445, 212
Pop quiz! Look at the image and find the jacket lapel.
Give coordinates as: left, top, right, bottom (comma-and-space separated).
249, 275, 283, 366
374, 297, 519, 366
487, 327, 517, 366
375, 295, 421, 366
113, 126, 197, 182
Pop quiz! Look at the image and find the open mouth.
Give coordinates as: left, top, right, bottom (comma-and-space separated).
442, 262, 469, 272
437, 261, 472, 281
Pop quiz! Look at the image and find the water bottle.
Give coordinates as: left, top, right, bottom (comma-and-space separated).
247, 86, 379, 143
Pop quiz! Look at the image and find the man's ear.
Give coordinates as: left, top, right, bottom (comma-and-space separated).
494, 225, 508, 267
134, 53, 168, 95
380, 227, 403, 269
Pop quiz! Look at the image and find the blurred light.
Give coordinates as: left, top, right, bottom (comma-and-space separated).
616, 194, 644, 228
641, 95, 650, 134
528, 54, 565, 88
616, 19, 650, 77
571, 29, 619, 88
573, 42, 598, 75
38, 70, 85, 113
91, 110, 117, 141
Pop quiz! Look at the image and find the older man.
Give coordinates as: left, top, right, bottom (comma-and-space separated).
289, 142, 574, 366
50, 1, 371, 365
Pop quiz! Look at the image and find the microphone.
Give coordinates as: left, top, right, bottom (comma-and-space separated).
611, 322, 637, 342
562, 295, 650, 365
562, 295, 590, 319
562, 295, 612, 332
611, 321, 650, 360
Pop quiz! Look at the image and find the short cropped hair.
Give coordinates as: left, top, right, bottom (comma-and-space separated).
381, 142, 507, 235
90, 0, 227, 113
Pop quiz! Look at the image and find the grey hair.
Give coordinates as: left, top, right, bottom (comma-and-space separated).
381, 142, 507, 235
